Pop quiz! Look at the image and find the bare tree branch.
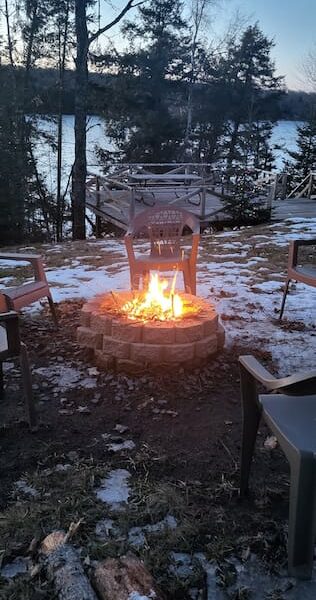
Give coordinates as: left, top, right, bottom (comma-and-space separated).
88, 0, 146, 45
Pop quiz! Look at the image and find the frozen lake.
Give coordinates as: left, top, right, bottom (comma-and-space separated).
34, 116, 303, 195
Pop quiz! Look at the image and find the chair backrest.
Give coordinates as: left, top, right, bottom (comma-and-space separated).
128, 207, 199, 257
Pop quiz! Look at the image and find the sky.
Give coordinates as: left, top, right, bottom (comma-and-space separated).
100, 0, 316, 91
215, 0, 316, 90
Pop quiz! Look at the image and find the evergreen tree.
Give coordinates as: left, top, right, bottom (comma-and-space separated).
101, 0, 188, 162
288, 111, 316, 178
221, 23, 283, 168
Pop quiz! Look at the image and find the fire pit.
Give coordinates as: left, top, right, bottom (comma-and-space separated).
77, 274, 224, 374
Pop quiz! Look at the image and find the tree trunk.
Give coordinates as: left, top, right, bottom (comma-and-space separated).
56, 0, 70, 241
41, 530, 98, 600
72, 0, 89, 240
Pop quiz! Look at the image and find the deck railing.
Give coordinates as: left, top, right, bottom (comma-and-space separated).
85, 163, 290, 229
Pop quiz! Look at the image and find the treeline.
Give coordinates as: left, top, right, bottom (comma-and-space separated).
1, 0, 316, 245
7, 65, 314, 122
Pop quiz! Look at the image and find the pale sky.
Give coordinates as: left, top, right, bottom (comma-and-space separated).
99, 0, 316, 91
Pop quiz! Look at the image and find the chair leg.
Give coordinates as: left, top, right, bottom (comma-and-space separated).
131, 273, 141, 290
20, 342, 37, 431
189, 268, 196, 295
287, 453, 316, 579
183, 264, 192, 294
142, 270, 150, 290
239, 364, 261, 496
47, 295, 58, 328
279, 279, 291, 320
0, 361, 3, 399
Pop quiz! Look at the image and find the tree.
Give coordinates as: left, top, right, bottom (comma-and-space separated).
221, 23, 283, 168
72, 0, 146, 240
287, 110, 316, 179
98, 0, 188, 163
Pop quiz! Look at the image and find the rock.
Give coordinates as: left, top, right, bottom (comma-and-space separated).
114, 424, 129, 434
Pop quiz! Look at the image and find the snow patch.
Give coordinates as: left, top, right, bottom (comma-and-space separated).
96, 469, 131, 510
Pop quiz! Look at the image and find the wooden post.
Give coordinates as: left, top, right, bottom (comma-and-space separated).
280, 173, 288, 200
95, 177, 102, 238
307, 173, 313, 198
200, 186, 206, 220
268, 174, 278, 209
129, 187, 135, 224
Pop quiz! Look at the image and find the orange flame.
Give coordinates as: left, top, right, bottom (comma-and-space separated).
122, 273, 183, 321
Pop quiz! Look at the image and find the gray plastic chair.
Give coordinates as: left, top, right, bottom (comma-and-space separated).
279, 239, 316, 320
239, 355, 316, 579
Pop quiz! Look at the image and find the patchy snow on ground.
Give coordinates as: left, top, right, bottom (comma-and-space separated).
1, 217, 315, 373
33, 363, 98, 392
170, 551, 316, 600
128, 515, 178, 548
95, 468, 131, 510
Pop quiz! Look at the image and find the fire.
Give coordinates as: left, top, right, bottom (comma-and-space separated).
122, 272, 184, 321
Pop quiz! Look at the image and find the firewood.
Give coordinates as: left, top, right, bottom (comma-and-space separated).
93, 554, 164, 600
40, 530, 98, 600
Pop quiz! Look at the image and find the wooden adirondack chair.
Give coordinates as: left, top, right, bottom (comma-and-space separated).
125, 207, 200, 294
0, 253, 58, 325
279, 239, 316, 320
0, 295, 37, 430
239, 355, 316, 578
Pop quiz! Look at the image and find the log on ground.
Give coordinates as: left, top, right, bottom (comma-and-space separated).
93, 554, 164, 600
41, 530, 98, 600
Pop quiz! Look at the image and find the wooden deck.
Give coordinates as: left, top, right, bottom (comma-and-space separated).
273, 197, 316, 220
85, 165, 316, 230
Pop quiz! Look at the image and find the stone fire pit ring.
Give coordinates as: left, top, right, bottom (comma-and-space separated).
78, 292, 225, 374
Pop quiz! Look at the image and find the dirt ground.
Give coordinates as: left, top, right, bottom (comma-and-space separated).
0, 301, 293, 599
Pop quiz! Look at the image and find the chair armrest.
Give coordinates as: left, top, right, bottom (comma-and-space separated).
289, 239, 316, 268
0, 311, 19, 322
239, 355, 276, 389
239, 355, 316, 395
0, 253, 46, 282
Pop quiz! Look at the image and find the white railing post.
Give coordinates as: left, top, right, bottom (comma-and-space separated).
129, 187, 135, 223
200, 186, 206, 220
307, 173, 314, 198
268, 173, 278, 209
280, 173, 287, 199
95, 176, 102, 238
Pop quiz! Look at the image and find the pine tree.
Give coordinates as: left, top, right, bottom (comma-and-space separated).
102, 0, 188, 162
222, 23, 283, 168
288, 111, 316, 178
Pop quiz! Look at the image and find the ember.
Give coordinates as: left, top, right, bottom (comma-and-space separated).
121, 273, 185, 321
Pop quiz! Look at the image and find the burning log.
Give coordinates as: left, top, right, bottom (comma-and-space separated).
40, 530, 98, 600
93, 555, 165, 600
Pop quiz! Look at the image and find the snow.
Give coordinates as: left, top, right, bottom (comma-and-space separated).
33, 364, 98, 391
128, 515, 177, 548
170, 551, 316, 599
106, 440, 136, 453
95, 469, 131, 510
0, 557, 30, 579
1, 217, 315, 374
0, 259, 29, 268
128, 592, 156, 600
